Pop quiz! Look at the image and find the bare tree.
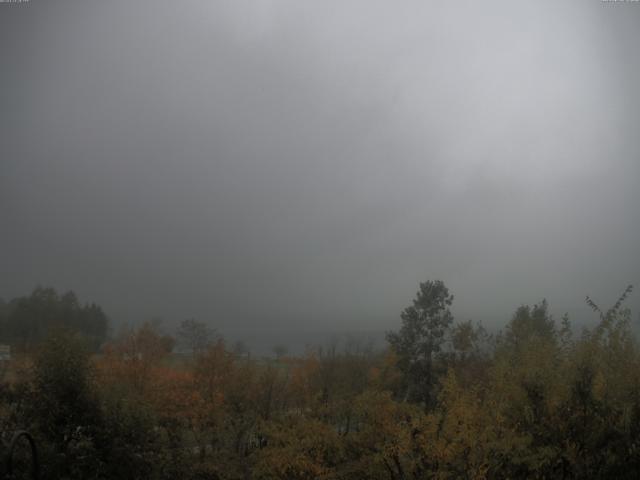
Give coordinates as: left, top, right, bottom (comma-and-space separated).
272, 344, 288, 359
232, 339, 250, 359
177, 318, 217, 356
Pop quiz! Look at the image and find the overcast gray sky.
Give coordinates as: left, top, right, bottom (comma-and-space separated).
1, 0, 639, 335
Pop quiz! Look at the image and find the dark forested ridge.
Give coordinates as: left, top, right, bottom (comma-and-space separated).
0, 287, 108, 352
1, 282, 639, 479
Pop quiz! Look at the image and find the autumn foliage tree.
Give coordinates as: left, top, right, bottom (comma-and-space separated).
1, 282, 639, 479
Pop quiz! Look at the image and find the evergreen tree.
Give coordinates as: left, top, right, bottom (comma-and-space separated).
387, 279, 454, 407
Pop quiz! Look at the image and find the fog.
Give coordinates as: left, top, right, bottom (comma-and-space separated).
2, 0, 639, 341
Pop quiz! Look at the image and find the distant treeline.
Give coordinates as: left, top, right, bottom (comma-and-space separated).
0, 287, 108, 351
0, 281, 638, 479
